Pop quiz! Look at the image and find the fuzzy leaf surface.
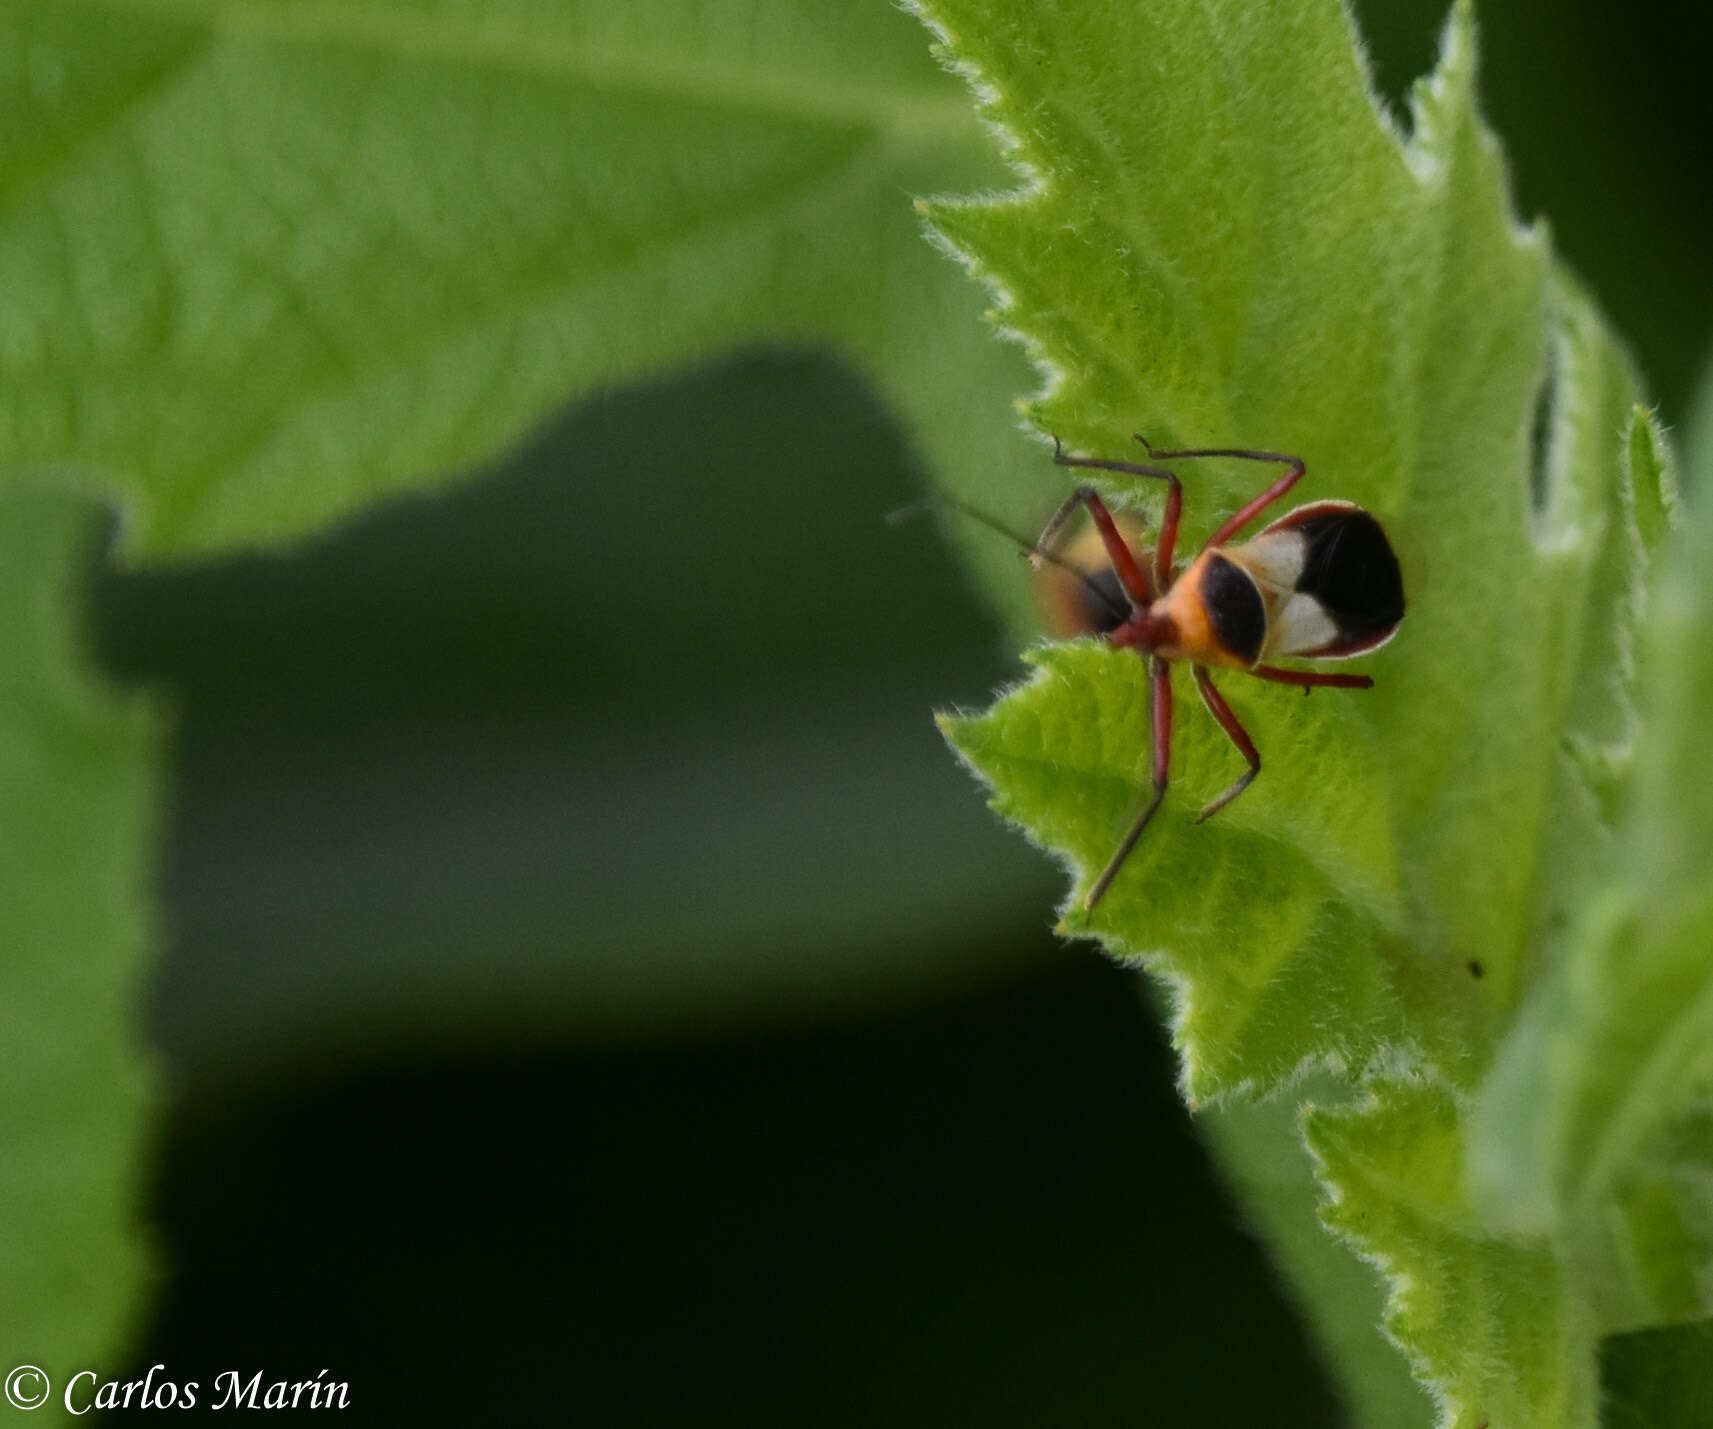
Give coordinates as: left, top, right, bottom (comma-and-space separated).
914, 0, 1671, 1420
1307, 1081, 1593, 1429
920, 0, 1650, 1098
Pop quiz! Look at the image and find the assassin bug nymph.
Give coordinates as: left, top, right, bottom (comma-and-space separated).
1042, 435, 1405, 910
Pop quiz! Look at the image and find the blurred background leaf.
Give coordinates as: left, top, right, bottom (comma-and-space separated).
5, 0, 1032, 558
0, 492, 156, 1389
1601, 1318, 1713, 1429
99, 351, 1062, 1089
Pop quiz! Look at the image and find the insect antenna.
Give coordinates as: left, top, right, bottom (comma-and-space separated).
886, 492, 1133, 628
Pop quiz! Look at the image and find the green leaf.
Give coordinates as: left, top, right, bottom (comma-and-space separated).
1204, 1084, 1432, 1427
1308, 1081, 1595, 1429
2, 0, 1036, 563
912, 0, 1676, 1419
1470, 385, 1713, 1337
0, 490, 158, 1387
918, 0, 1659, 1095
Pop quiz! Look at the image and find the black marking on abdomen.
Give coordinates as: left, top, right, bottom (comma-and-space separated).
1294, 509, 1405, 643
1203, 553, 1267, 666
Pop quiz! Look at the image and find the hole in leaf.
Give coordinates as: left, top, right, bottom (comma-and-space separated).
1527, 329, 1561, 513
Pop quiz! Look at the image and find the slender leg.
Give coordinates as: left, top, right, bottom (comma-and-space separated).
1250, 665, 1373, 690
1086, 656, 1173, 911
1052, 437, 1182, 593
1132, 437, 1305, 550
1033, 481, 1152, 608
1192, 668, 1260, 822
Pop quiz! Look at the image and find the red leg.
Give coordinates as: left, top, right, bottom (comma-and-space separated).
1132, 437, 1305, 550
1250, 665, 1373, 690
1192, 668, 1261, 822
1052, 438, 1182, 593
1086, 656, 1173, 911
1035, 485, 1152, 608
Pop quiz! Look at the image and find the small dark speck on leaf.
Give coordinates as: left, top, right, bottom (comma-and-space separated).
1467, 960, 1484, 979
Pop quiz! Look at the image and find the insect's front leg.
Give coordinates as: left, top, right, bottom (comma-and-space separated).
1035, 487, 1152, 610
1050, 438, 1182, 594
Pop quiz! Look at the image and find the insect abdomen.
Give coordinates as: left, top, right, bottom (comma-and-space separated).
1294, 508, 1405, 642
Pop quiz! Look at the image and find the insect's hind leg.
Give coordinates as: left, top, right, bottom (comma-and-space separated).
1250, 665, 1373, 690
1191, 668, 1260, 823
1132, 436, 1305, 550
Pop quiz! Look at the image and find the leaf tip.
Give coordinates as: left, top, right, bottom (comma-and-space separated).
1445, 0, 1479, 64
1403, 0, 1485, 178
933, 708, 977, 755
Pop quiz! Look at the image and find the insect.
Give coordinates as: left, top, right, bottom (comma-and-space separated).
1041, 435, 1405, 910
